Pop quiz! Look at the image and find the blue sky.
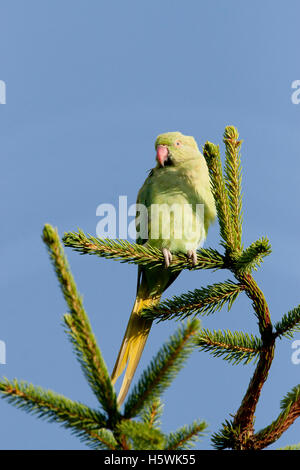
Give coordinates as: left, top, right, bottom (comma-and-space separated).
1, 0, 300, 450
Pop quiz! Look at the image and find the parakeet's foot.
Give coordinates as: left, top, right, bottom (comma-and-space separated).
187, 249, 197, 266
162, 248, 172, 268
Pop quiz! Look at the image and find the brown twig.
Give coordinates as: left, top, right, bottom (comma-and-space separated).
253, 398, 300, 449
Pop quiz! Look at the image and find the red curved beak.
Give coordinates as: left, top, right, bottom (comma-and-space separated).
156, 145, 169, 167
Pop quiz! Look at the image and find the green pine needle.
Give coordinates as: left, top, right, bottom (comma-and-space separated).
280, 384, 300, 410
223, 125, 243, 251
62, 229, 225, 272
86, 428, 119, 450
0, 378, 112, 449
253, 385, 300, 449
211, 419, 240, 450
203, 141, 236, 253
195, 328, 262, 365
274, 305, 300, 339
117, 420, 165, 450
141, 398, 164, 428
142, 280, 244, 322
164, 420, 207, 450
234, 237, 272, 274
42, 224, 118, 418
123, 319, 200, 419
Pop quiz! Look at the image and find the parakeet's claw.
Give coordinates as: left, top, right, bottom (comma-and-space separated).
162, 248, 173, 268
187, 249, 197, 267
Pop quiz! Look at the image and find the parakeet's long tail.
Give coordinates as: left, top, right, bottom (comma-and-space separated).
111, 274, 161, 407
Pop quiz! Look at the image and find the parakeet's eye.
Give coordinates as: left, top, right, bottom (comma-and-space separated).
175, 140, 182, 147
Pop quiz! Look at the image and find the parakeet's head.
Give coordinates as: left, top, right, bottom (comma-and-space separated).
155, 132, 199, 167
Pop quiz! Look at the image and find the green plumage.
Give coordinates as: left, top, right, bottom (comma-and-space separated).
111, 132, 216, 405
138, 132, 216, 250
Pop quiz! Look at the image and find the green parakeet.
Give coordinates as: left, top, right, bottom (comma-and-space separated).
111, 132, 216, 405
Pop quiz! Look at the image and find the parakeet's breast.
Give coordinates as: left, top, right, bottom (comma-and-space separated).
137, 159, 216, 254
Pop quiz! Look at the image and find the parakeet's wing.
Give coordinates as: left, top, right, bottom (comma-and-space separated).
135, 169, 153, 246
135, 168, 180, 293
135, 169, 157, 293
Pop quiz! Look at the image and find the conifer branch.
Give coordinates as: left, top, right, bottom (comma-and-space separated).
230, 271, 275, 445
116, 420, 165, 450
223, 125, 243, 251
0, 378, 113, 449
142, 280, 244, 322
195, 329, 262, 365
273, 305, 300, 339
42, 224, 118, 419
164, 420, 207, 450
252, 385, 300, 449
123, 319, 200, 419
141, 399, 164, 428
62, 230, 225, 272
238, 273, 272, 332
204, 130, 276, 448
233, 237, 272, 274
230, 343, 275, 448
211, 419, 240, 450
86, 429, 119, 450
203, 142, 236, 253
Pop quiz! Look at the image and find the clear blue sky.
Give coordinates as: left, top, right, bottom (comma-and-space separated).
1, 0, 300, 450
